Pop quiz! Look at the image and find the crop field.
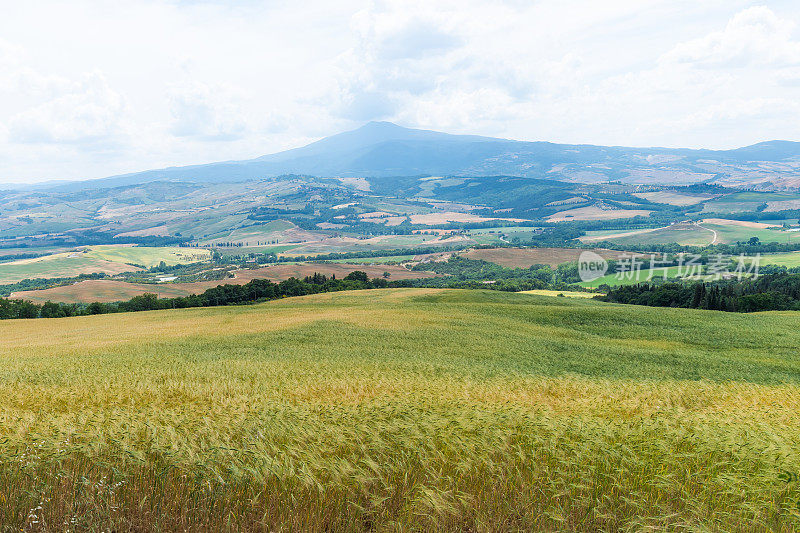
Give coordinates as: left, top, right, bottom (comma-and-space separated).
11, 263, 437, 303
0, 246, 73, 262
518, 289, 596, 298
326, 255, 418, 264
583, 220, 794, 247
200, 220, 303, 246
547, 205, 651, 222
701, 191, 800, 214
2, 289, 800, 530
0, 246, 211, 284
582, 224, 715, 246
285, 234, 476, 256
578, 265, 697, 288
212, 244, 301, 257
84, 245, 212, 267
632, 191, 718, 206
701, 221, 794, 245
0, 252, 142, 284
462, 247, 629, 268
759, 251, 800, 268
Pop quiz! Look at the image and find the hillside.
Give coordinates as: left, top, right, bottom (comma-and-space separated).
2, 288, 800, 530
31, 122, 800, 191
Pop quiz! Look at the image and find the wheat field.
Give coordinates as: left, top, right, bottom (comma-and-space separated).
2, 289, 800, 531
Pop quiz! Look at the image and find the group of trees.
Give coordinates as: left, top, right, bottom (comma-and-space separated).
599, 272, 800, 312
409, 256, 591, 292
0, 273, 108, 298
0, 271, 398, 320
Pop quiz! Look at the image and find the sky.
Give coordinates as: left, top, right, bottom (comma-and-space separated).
1, 0, 800, 183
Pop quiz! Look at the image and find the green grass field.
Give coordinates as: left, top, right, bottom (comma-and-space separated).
702, 191, 800, 214
0, 246, 211, 284
518, 289, 597, 298
583, 225, 715, 246
703, 223, 795, 245
326, 254, 418, 264
0, 252, 139, 284
585, 221, 795, 247
2, 289, 800, 530
84, 245, 211, 267
578, 265, 691, 288
760, 251, 800, 268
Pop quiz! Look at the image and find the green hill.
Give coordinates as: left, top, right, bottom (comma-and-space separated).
2, 289, 800, 530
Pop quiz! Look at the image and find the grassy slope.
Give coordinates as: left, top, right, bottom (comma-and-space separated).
2, 289, 800, 530
0, 246, 210, 284
705, 224, 796, 245
578, 265, 702, 288
0, 253, 141, 284
761, 251, 800, 268
587, 222, 793, 246
84, 245, 211, 267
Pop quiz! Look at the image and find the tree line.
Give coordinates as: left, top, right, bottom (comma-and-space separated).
598, 272, 800, 312
0, 272, 400, 320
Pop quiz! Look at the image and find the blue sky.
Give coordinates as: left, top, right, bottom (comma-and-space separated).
1, 0, 800, 182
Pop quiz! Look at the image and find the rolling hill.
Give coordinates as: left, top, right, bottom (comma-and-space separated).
2, 288, 800, 529
34, 122, 800, 192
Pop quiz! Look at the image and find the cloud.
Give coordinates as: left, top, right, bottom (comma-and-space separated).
168, 82, 248, 141
3, 0, 800, 183
8, 72, 127, 146
662, 6, 800, 68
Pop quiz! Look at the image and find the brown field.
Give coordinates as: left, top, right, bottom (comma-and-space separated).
0, 254, 143, 284
408, 212, 525, 225
633, 191, 719, 206
12, 263, 437, 303
701, 218, 779, 229
547, 206, 651, 222
462, 247, 629, 268
115, 225, 171, 237
579, 227, 661, 243
766, 199, 800, 212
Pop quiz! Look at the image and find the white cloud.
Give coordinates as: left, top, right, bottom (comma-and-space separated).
662, 6, 800, 67
168, 82, 248, 141
1, 0, 800, 183
8, 72, 127, 145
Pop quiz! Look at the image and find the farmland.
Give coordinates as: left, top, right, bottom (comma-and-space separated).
760, 251, 800, 268
547, 205, 651, 222
701, 191, 800, 214
0, 251, 142, 284
0, 245, 211, 284
2, 289, 800, 530
578, 265, 697, 288
582, 220, 795, 247
84, 245, 211, 267
632, 190, 719, 206
580, 224, 716, 246
518, 289, 596, 298
462, 247, 629, 268
11, 263, 436, 303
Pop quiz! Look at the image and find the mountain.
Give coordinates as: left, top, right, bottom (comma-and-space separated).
45, 122, 800, 191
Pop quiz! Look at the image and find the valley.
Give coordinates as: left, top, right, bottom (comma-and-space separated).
3, 289, 800, 530
4, 122, 800, 530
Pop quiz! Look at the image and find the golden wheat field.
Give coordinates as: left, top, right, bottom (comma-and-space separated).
3, 288, 800, 531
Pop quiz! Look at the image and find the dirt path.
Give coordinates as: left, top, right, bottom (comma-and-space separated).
695, 223, 718, 245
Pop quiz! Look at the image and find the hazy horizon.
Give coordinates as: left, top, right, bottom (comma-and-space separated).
2, 1, 800, 183
4, 120, 799, 188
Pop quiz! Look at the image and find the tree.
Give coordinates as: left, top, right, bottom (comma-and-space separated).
344, 271, 368, 283
40, 301, 66, 318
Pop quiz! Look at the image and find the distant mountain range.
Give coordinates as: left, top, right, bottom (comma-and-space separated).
33, 122, 800, 191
